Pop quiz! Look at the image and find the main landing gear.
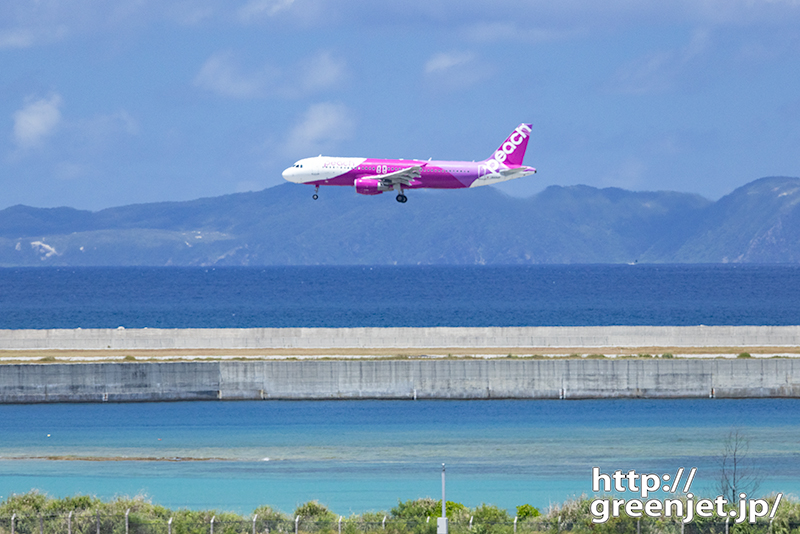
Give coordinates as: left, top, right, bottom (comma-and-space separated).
312, 185, 319, 200
393, 184, 407, 203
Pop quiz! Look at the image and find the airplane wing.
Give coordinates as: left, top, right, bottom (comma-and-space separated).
377, 165, 423, 186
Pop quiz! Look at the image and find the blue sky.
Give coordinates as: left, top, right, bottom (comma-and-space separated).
2, 0, 800, 210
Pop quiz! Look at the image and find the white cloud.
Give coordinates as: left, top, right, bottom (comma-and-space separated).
683, 0, 800, 25
250, 0, 797, 33
90, 110, 139, 136
72, 110, 140, 148
8, 97, 138, 168
602, 156, 648, 189
464, 22, 584, 43
169, 4, 216, 25
0, 28, 35, 49
54, 161, 88, 180
425, 51, 474, 74
12, 94, 63, 149
423, 51, 494, 91
194, 49, 346, 99
1, 0, 799, 47
299, 51, 346, 93
237, 0, 296, 22
610, 29, 711, 94
283, 102, 355, 156
193, 51, 270, 98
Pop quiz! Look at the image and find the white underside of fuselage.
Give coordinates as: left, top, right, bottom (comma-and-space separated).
283, 156, 366, 184
469, 169, 536, 187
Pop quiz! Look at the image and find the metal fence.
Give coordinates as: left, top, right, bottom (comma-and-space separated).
0, 515, 797, 534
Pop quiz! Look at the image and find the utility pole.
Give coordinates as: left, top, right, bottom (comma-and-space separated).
438, 463, 448, 534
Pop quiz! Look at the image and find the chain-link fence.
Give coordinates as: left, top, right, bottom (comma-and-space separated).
1, 515, 798, 534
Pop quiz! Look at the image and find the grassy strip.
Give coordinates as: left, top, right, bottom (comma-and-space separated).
1, 346, 800, 364
0, 491, 798, 534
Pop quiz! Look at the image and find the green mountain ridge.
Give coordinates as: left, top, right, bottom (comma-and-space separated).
0, 176, 798, 265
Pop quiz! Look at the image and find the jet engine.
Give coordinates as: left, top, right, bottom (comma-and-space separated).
355, 178, 384, 195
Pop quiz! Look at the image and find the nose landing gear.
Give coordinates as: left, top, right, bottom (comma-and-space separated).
312, 185, 319, 200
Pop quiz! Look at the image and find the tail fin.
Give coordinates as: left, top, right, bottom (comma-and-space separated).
483, 123, 532, 173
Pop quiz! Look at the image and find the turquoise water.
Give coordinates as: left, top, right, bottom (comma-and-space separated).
1, 400, 798, 514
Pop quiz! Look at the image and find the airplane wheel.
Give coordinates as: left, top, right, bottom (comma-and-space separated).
396, 194, 407, 203
313, 194, 319, 200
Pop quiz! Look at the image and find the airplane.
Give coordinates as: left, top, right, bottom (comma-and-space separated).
282, 123, 536, 203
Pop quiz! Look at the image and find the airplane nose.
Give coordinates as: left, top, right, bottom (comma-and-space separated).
282, 167, 292, 181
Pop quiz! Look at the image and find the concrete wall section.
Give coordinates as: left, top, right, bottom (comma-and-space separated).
2, 326, 800, 350
0, 362, 219, 403
2, 359, 799, 402
245, 360, 800, 399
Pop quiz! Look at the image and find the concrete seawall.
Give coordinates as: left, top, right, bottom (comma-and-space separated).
3, 325, 800, 350
2, 359, 799, 403
2, 327, 799, 402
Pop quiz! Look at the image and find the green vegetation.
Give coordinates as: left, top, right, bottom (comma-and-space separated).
661, 353, 674, 358
738, 352, 752, 358
515, 504, 540, 521
251, 504, 287, 523
470, 504, 512, 534
391, 498, 439, 519
1, 492, 798, 534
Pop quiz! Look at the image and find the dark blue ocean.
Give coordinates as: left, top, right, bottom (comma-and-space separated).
1, 266, 799, 514
1, 265, 800, 328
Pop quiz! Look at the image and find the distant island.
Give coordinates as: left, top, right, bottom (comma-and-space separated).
1, 176, 798, 266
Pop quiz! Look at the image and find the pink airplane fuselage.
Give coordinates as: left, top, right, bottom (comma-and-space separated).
282, 123, 536, 201
292, 158, 496, 188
